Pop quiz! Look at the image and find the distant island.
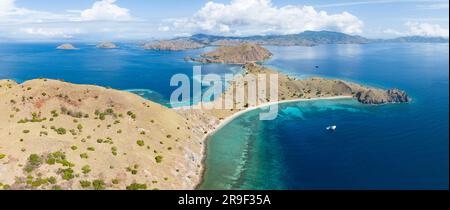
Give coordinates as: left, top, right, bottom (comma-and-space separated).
143, 40, 205, 51
96, 42, 118, 49
0, 44, 410, 190
143, 31, 449, 51
186, 43, 272, 64
56, 44, 78, 50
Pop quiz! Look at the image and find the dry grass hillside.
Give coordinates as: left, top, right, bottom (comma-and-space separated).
188, 43, 272, 64
0, 79, 205, 190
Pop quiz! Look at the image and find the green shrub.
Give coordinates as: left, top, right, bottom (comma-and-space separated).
87, 147, 95, 151
48, 176, 57, 184
80, 180, 91, 188
52, 185, 62, 190
155, 155, 163, 163
0, 154, 6, 159
54, 127, 66, 135
111, 147, 118, 156
58, 168, 75, 180
126, 183, 147, 190
23, 130, 30, 134
136, 140, 145, 147
92, 179, 106, 190
24, 154, 43, 172
112, 179, 120, 185
82, 165, 91, 174
80, 153, 89, 159
71, 145, 78, 151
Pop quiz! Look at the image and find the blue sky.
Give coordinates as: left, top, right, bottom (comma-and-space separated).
1, 0, 448, 41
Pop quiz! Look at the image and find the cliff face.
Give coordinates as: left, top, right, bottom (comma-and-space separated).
355, 88, 410, 104
0, 79, 204, 190
189, 43, 272, 64
143, 40, 205, 51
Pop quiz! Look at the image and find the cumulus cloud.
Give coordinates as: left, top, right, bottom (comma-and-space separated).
20, 27, 82, 38
384, 22, 449, 38
406, 22, 449, 37
164, 0, 364, 36
0, 0, 142, 40
78, 0, 132, 21
1, 0, 133, 23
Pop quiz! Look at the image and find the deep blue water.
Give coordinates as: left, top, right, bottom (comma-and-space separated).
200, 43, 449, 190
0, 42, 448, 189
0, 43, 240, 106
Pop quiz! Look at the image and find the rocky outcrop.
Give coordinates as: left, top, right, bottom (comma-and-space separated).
189, 43, 272, 64
354, 88, 410, 104
143, 40, 205, 51
56, 44, 77, 50
96, 42, 118, 49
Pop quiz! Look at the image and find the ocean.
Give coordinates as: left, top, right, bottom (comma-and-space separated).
0, 42, 448, 189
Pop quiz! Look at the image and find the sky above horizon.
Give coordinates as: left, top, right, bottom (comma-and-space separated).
0, 0, 448, 41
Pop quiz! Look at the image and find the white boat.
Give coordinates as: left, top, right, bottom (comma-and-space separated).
326, 125, 337, 131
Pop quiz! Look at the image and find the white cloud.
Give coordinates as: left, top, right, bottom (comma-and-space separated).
416, 2, 449, 10
78, 0, 132, 21
384, 22, 449, 37
405, 22, 449, 37
164, 0, 364, 36
1, 0, 133, 23
20, 27, 81, 38
0, 0, 144, 40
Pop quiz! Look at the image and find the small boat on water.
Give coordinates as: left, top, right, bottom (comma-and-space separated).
326, 125, 337, 131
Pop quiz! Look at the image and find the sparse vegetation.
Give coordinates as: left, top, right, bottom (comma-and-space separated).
81, 165, 91, 174
126, 183, 147, 190
155, 155, 163, 163
80, 153, 89, 159
136, 140, 145, 147
24, 154, 43, 173
58, 168, 75, 181
80, 180, 91, 188
92, 179, 106, 190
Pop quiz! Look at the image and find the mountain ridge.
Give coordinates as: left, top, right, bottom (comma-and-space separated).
144, 31, 447, 50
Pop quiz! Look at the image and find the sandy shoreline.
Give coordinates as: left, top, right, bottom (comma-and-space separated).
192, 95, 354, 189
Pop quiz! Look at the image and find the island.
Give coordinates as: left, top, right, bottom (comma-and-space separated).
96, 42, 118, 49
143, 40, 205, 51
186, 43, 272, 64
0, 44, 410, 190
56, 44, 77, 50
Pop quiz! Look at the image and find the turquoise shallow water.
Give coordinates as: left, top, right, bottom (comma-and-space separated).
0, 42, 448, 189
200, 43, 449, 190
